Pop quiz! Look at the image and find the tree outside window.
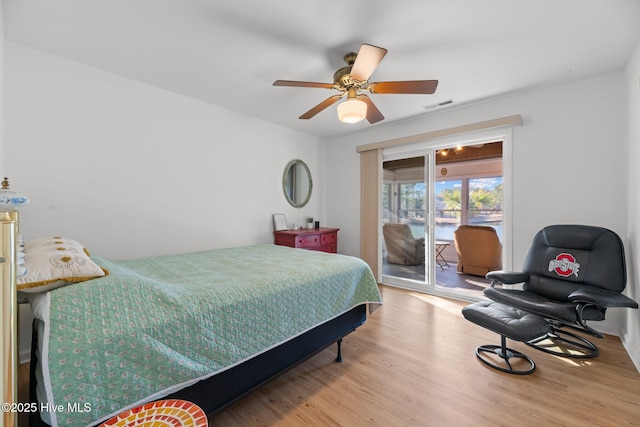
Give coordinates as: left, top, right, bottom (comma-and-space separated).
436, 176, 502, 241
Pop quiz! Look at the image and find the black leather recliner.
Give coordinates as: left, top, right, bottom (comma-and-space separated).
484, 224, 638, 358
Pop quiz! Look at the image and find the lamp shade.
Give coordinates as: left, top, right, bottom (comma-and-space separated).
337, 98, 367, 123
0, 177, 29, 211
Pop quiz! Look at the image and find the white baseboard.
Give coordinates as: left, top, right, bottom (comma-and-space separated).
620, 331, 640, 374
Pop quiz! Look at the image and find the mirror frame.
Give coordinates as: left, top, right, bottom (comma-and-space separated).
282, 159, 313, 208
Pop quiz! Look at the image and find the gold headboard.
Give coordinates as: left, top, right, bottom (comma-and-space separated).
0, 177, 28, 427
0, 210, 18, 427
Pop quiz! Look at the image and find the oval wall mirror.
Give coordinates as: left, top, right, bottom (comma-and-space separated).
283, 159, 313, 208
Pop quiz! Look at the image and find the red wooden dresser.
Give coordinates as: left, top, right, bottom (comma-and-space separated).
274, 227, 339, 253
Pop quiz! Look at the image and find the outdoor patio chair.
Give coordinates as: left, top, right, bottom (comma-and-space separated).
453, 225, 502, 276
383, 223, 425, 265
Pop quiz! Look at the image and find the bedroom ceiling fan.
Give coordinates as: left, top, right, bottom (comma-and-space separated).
273, 43, 438, 124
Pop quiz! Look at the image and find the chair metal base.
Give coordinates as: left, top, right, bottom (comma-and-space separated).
475, 336, 536, 375
526, 324, 599, 358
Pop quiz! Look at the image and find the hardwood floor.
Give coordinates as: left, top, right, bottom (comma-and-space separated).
19, 285, 640, 426
209, 285, 640, 426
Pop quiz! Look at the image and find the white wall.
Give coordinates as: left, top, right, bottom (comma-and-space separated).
4, 42, 326, 260
624, 39, 640, 370
326, 73, 630, 338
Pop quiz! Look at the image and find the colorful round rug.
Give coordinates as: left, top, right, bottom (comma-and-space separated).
101, 399, 208, 427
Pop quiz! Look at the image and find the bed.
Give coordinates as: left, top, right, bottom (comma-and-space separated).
16, 239, 381, 426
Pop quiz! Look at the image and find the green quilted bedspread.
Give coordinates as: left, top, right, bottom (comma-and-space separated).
40, 244, 381, 426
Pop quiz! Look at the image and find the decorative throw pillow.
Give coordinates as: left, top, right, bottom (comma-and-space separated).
17, 236, 108, 293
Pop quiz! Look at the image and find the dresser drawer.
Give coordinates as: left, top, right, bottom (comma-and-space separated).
317, 243, 337, 253
321, 232, 337, 245
296, 234, 321, 248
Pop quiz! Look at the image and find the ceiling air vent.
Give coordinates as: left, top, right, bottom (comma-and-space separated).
424, 100, 453, 110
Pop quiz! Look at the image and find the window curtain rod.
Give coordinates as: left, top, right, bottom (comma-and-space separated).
356, 114, 522, 153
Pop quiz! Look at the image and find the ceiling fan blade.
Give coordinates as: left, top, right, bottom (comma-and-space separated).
350, 44, 388, 82
299, 95, 343, 120
273, 80, 335, 89
369, 80, 439, 94
358, 94, 384, 124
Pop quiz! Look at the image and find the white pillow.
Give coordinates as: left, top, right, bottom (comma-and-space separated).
17, 236, 107, 293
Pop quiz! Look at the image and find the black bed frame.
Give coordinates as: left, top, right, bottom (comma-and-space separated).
29, 304, 367, 426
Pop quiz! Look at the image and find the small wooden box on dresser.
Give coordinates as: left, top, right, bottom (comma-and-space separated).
274, 227, 339, 253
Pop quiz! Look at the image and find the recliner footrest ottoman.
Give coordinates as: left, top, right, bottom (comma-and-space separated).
462, 300, 549, 374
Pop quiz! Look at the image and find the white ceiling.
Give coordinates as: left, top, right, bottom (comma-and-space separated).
3, 0, 640, 139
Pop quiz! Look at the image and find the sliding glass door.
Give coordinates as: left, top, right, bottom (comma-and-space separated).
381, 151, 435, 292
379, 132, 511, 301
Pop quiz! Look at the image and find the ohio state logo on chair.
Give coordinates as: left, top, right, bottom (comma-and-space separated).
548, 252, 580, 277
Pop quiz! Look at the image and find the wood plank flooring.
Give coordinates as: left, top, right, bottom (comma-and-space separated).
18, 285, 640, 426
209, 285, 640, 426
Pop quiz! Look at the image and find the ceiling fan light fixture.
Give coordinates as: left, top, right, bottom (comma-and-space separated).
337, 98, 367, 123
274, 43, 438, 124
